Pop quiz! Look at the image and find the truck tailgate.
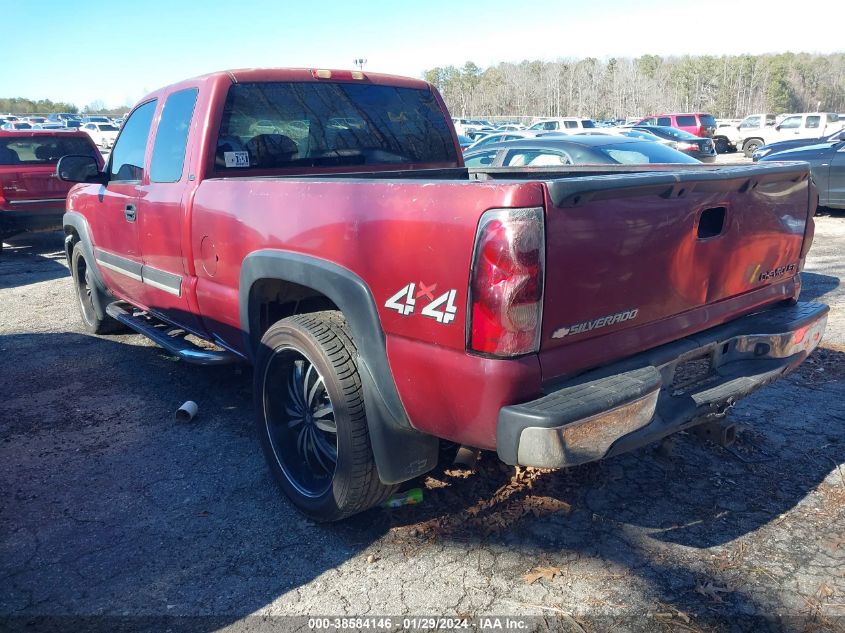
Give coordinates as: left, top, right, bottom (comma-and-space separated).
538, 163, 814, 380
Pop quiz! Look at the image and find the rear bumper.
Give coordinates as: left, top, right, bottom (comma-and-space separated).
0, 205, 65, 238
497, 301, 828, 468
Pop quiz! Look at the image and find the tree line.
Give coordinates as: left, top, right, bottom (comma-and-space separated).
423, 52, 845, 120
0, 96, 130, 116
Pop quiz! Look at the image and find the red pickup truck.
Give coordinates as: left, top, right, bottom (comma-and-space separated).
0, 130, 102, 252
58, 68, 827, 521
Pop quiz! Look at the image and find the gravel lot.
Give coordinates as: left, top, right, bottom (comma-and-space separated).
1, 208, 844, 633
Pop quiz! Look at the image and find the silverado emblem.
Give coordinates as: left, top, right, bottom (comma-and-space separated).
552, 308, 639, 339
758, 263, 796, 282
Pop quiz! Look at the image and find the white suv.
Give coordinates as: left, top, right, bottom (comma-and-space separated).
526, 117, 597, 132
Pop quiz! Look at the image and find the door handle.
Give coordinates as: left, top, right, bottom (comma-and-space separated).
124, 204, 136, 222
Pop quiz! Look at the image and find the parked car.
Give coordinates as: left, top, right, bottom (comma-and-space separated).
32, 123, 67, 130
526, 117, 597, 132
462, 135, 702, 167
1, 122, 33, 131
739, 113, 843, 157
451, 118, 494, 139
753, 127, 845, 161
456, 134, 473, 150
25, 116, 47, 125
0, 130, 103, 251
635, 113, 717, 138
81, 115, 112, 124
758, 138, 845, 209
465, 130, 539, 150
714, 113, 777, 154
57, 67, 825, 522
628, 125, 717, 162
47, 113, 81, 124
81, 122, 120, 149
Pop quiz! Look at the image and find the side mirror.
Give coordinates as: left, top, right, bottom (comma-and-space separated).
57, 155, 107, 184
775, 125, 781, 131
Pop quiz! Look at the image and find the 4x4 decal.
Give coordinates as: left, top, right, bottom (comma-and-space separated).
385, 282, 458, 324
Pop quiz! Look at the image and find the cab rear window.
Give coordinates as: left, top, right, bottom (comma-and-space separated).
0, 136, 98, 165
216, 81, 458, 171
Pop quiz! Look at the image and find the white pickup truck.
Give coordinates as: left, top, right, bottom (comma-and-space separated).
738, 113, 843, 157
713, 113, 776, 155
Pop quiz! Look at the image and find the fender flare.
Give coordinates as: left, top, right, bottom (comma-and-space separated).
63, 212, 106, 289
239, 250, 438, 485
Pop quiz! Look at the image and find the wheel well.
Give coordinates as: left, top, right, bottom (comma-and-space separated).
250, 278, 339, 344
64, 227, 81, 262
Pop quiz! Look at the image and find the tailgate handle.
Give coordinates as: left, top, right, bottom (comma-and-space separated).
124, 204, 136, 222
697, 206, 726, 239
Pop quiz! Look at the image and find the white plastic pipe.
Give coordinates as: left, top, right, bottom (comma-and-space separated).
176, 400, 198, 422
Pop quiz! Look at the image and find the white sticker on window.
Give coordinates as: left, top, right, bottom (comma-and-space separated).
224, 151, 250, 168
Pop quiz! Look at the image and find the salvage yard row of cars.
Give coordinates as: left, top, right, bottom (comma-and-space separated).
0, 68, 841, 522
456, 110, 845, 156
0, 113, 122, 149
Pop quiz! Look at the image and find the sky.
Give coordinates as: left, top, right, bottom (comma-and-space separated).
1, 0, 842, 109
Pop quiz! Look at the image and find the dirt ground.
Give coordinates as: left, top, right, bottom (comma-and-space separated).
1, 212, 844, 633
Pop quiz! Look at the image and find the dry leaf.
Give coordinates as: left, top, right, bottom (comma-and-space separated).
523, 566, 562, 584
817, 583, 834, 599
695, 581, 732, 603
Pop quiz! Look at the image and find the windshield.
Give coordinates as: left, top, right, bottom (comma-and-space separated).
216, 81, 458, 170
0, 136, 98, 165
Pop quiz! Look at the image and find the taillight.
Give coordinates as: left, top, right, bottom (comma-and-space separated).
468, 207, 545, 357
676, 141, 699, 151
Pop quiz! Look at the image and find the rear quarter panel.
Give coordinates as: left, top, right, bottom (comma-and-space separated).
191, 177, 546, 447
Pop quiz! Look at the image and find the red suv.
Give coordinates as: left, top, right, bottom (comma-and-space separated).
0, 130, 102, 252
636, 113, 717, 138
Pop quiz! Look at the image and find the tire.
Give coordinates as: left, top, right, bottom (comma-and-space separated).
714, 137, 729, 154
743, 138, 763, 158
254, 311, 396, 521
70, 242, 122, 334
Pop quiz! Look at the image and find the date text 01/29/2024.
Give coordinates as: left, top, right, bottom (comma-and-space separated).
306, 617, 528, 629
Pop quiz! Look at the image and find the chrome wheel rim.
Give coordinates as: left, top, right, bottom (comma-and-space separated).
263, 347, 337, 498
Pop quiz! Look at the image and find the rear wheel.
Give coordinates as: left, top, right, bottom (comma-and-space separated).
71, 243, 121, 334
254, 312, 396, 521
714, 137, 729, 154
743, 138, 763, 158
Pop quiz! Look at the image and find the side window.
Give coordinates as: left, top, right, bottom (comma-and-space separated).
564, 120, 578, 129
676, 115, 696, 127
741, 116, 760, 129
765, 115, 776, 126
505, 149, 571, 166
110, 100, 157, 182
657, 117, 671, 126
150, 88, 199, 183
543, 121, 558, 130
806, 115, 821, 129
527, 151, 571, 166
779, 116, 801, 129
464, 150, 496, 167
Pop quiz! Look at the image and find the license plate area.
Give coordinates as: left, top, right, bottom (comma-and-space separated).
671, 354, 717, 395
